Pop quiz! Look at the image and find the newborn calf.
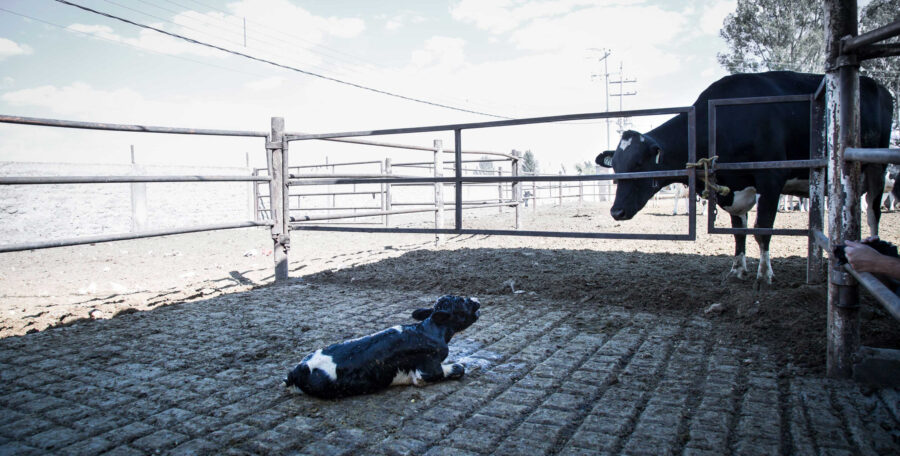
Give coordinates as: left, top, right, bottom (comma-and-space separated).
284, 295, 480, 399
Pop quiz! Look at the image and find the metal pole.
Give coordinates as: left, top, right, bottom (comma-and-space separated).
808, 94, 826, 283
532, 179, 537, 212
268, 117, 289, 282
824, 0, 860, 379
434, 140, 445, 245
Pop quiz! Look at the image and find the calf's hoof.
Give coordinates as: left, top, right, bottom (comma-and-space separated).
447, 363, 465, 380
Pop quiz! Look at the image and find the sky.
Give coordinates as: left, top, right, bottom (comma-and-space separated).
0, 0, 739, 171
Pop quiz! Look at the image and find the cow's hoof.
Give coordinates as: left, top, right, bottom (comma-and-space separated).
447, 363, 465, 380
752, 277, 773, 291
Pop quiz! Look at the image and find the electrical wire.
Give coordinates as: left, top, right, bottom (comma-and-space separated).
53, 0, 511, 119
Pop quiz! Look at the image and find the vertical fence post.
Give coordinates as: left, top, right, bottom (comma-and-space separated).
532, 179, 537, 212
809, 94, 826, 284
268, 117, 289, 282
578, 179, 584, 205
129, 145, 147, 232
434, 140, 445, 245
252, 169, 260, 221
384, 158, 392, 227
558, 173, 563, 206
512, 151, 521, 229
455, 129, 463, 230
824, 0, 860, 379
497, 167, 504, 214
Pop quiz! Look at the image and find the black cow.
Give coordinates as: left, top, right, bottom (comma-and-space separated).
284, 295, 480, 399
597, 71, 894, 284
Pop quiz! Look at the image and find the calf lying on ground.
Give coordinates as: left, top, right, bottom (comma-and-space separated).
284, 295, 481, 399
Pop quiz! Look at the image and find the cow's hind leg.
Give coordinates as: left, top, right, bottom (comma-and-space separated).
753, 195, 780, 286
725, 214, 749, 282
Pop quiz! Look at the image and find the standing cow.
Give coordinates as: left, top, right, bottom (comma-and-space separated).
597, 71, 893, 284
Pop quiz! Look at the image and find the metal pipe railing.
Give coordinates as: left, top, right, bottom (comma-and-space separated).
0, 221, 272, 253
0, 114, 267, 137
844, 148, 900, 164
291, 202, 517, 222
0, 175, 270, 185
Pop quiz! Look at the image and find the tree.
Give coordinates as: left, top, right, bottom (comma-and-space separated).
521, 150, 538, 174
859, 0, 899, 146
574, 160, 597, 175
476, 155, 495, 175
718, 0, 899, 144
718, 0, 824, 73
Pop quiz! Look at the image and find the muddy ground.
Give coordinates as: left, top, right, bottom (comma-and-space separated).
1, 201, 899, 375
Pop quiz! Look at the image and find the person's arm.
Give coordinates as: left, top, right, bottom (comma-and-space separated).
844, 241, 900, 280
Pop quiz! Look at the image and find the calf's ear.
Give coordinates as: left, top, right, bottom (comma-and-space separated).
430, 310, 451, 324
596, 151, 614, 168
411, 308, 433, 320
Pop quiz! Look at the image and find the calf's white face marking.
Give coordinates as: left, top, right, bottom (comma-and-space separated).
618, 137, 632, 151
306, 349, 338, 380
724, 187, 757, 216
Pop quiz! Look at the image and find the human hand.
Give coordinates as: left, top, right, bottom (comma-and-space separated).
844, 241, 884, 273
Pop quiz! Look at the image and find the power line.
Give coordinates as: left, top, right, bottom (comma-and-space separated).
53, 0, 511, 119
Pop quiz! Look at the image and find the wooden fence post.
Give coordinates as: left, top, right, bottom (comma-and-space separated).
512, 151, 521, 229
384, 158, 392, 227
129, 145, 147, 232
497, 167, 504, 214
434, 140, 445, 245
268, 117, 290, 282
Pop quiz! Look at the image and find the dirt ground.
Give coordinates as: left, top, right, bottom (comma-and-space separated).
1, 201, 899, 375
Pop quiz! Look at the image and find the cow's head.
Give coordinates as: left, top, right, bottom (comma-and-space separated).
596, 130, 666, 220
412, 295, 480, 334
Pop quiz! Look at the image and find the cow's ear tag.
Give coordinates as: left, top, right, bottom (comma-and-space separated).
411, 308, 433, 321
597, 151, 614, 168
653, 146, 663, 165
430, 310, 451, 324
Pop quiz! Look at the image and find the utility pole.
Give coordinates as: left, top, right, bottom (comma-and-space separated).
609, 61, 637, 135
589, 48, 612, 149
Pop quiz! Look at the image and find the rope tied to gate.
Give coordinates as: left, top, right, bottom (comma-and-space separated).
686, 156, 730, 199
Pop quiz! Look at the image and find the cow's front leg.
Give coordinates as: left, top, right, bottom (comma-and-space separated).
725, 214, 749, 281
413, 360, 465, 385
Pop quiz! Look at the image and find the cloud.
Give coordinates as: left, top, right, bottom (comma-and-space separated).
384, 11, 427, 31
2, 83, 147, 118
410, 37, 467, 69
0, 38, 33, 60
67, 23, 226, 58
700, 0, 736, 35
244, 76, 285, 91
450, 0, 609, 34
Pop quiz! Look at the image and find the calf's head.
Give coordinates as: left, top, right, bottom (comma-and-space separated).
411, 295, 480, 335
596, 130, 665, 221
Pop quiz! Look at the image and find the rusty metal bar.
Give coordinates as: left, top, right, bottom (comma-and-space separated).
841, 19, 900, 53
687, 106, 697, 240
289, 173, 419, 179
825, 0, 861, 379
714, 159, 827, 170
285, 106, 692, 141
708, 227, 809, 236
809, 94, 827, 283
844, 148, 900, 164
291, 160, 382, 169
0, 221, 271, 253
0, 114, 267, 137
434, 139, 445, 245
707, 94, 812, 106
845, 265, 900, 322
0, 175, 271, 185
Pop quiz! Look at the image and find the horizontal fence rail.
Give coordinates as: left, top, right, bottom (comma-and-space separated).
0, 114, 268, 137
0, 175, 271, 185
0, 221, 272, 253
285, 107, 692, 141
287, 169, 689, 187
